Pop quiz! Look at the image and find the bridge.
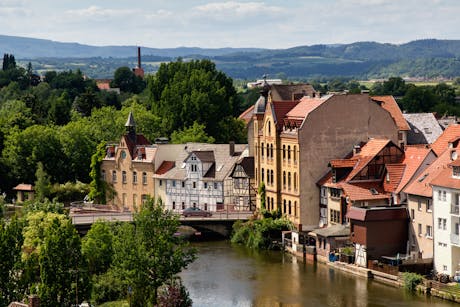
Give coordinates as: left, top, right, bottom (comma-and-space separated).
70, 210, 253, 237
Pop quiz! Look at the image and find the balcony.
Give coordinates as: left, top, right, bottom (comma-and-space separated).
451, 205, 460, 215
451, 233, 460, 245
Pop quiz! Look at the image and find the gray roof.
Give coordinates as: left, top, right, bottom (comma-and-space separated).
309, 224, 350, 238
403, 113, 443, 144
154, 143, 247, 181
125, 111, 136, 127
254, 95, 266, 114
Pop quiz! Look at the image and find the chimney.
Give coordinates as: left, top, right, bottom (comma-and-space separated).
353, 145, 361, 155
229, 141, 235, 156
28, 295, 40, 307
137, 47, 141, 69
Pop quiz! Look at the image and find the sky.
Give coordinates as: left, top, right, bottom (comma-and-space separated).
0, 0, 459, 49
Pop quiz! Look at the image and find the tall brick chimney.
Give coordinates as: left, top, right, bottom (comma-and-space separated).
28, 295, 40, 307
137, 46, 141, 69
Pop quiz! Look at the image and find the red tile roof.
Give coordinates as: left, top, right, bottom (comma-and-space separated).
285, 95, 329, 122
383, 163, 406, 193
271, 100, 300, 130
431, 124, 460, 156
430, 167, 460, 190
372, 96, 410, 131
238, 105, 255, 124
340, 182, 390, 201
395, 145, 432, 193
155, 161, 175, 175
329, 159, 358, 168
123, 134, 151, 159
404, 145, 460, 197
13, 183, 34, 191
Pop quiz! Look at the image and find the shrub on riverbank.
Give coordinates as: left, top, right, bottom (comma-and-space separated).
402, 272, 423, 292
231, 214, 293, 249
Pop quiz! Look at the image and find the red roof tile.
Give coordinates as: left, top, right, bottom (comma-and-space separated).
285, 95, 329, 121
155, 161, 175, 175
123, 134, 151, 159
238, 105, 255, 124
430, 166, 460, 190
271, 100, 300, 130
384, 163, 406, 193
395, 145, 432, 193
340, 182, 390, 201
431, 124, 460, 156
404, 145, 460, 197
372, 96, 410, 131
330, 159, 358, 168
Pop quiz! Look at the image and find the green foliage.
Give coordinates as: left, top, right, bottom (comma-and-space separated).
49, 181, 89, 203
341, 246, 354, 256
402, 272, 423, 292
111, 67, 145, 94
110, 197, 196, 306
402, 86, 439, 112
231, 217, 293, 249
0, 217, 25, 306
34, 162, 51, 201
171, 121, 215, 144
89, 142, 108, 203
258, 182, 266, 210
21, 199, 64, 215
215, 116, 247, 144
82, 221, 113, 275
91, 270, 127, 304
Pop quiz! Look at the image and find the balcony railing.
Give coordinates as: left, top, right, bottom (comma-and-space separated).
451, 205, 460, 215
451, 233, 460, 245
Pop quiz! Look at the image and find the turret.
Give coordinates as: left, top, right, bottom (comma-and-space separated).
125, 111, 136, 143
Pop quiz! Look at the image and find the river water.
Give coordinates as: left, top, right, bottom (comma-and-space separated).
180, 240, 456, 307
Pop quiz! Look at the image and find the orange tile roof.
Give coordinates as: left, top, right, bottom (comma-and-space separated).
155, 161, 175, 175
285, 95, 330, 121
430, 167, 460, 190
340, 182, 390, 201
13, 183, 34, 191
329, 159, 358, 168
431, 124, 460, 156
238, 105, 254, 124
383, 163, 406, 193
404, 145, 460, 197
395, 145, 432, 193
271, 100, 300, 130
449, 159, 460, 167
372, 96, 410, 131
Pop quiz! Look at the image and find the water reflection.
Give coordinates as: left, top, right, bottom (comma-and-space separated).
180, 241, 455, 307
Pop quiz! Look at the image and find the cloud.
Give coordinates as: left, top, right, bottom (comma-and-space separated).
193, 1, 284, 17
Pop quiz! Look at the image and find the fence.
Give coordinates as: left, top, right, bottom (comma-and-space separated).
368, 260, 399, 276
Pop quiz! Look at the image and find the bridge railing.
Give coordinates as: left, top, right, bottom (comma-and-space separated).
70, 212, 133, 225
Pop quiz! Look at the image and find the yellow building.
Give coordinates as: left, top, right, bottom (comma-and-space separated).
252, 84, 401, 231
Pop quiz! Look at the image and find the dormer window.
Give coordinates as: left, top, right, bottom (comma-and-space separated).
454, 166, 460, 178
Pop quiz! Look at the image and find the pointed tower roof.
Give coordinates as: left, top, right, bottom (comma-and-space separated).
125, 111, 136, 128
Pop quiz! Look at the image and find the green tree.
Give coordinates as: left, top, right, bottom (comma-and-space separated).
48, 91, 72, 125
402, 86, 439, 112
0, 217, 25, 306
34, 162, 51, 201
171, 121, 215, 144
73, 88, 101, 117
258, 181, 266, 210
111, 67, 145, 94
2, 53, 16, 70
111, 198, 196, 306
215, 116, 247, 144
88, 142, 108, 203
82, 221, 113, 276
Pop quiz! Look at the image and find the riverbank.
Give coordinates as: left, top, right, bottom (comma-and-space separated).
286, 246, 460, 304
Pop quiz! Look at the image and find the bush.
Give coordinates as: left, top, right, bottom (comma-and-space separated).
157, 278, 192, 307
402, 272, 423, 292
50, 181, 90, 203
91, 270, 126, 304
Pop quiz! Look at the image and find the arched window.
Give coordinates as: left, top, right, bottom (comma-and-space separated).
271, 170, 274, 185
133, 171, 137, 184
270, 144, 274, 158
267, 121, 271, 136
283, 145, 286, 160
142, 172, 147, 185
261, 168, 265, 182
266, 144, 269, 157
288, 145, 291, 161
267, 169, 270, 185
283, 171, 286, 188
112, 170, 117, 183
288, 200, 292, 215
283, 199, 287, 214
288, 172, 291, 190
122, 171, 127, 184
294, 172, 297, 190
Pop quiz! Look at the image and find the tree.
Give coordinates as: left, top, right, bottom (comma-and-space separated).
34, 162, 51, 201
215, 117, 247, 144
111, 67, 145, 94
402, 86, 439, 112
82, 221, 113, 276
0, 217, 25, 306
171, 121, 215, 144
73, 88, 101, 117
2, 53, 16, 70
48, 91, 71, 125
88, 142, 108, 203
111, 198, 196, 306
258, 182, 266, 210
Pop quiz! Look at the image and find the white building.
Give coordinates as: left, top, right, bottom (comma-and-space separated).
153, 143, 247, 213
431, 150, 460, 277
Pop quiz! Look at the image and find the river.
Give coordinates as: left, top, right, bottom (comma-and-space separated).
180, 240, 456, 307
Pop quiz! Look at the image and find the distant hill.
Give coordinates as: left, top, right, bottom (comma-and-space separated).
2, 35, 460, 79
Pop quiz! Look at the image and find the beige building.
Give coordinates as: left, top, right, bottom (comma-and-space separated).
251, 87, 401, 231
101, 112, 156, 210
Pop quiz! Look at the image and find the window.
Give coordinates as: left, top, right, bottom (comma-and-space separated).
266, 144, 269, 157
270, 144, 274, 158
270, 170, 274, 185
283, 200, 287, 213
182, 202, 185, 210
142, 172, 147, 185
330, 209, 340, 223
443, 219, 447, 230
182, 181, 185, 188
112, 170, 117, 183
287, 145, 291, 160
443, 265, 448, 271
454, 166, 460, 177
418, 223, 422, 236
411, 209, 415, 220
193, 182, 196, 189
438, 218, 442, 229
261, 168, 264, 182
191, 156, 196, 160
293, 146, 297, 162
261, 143, 264, 157
159, 180, 162, 186
294, 201, 298, 217
288, 201, 292, 215
141, 194, 147, 204
283, 171, 286, 188
204, 182, 208, 189
267, 170, 271, 186
133, 171, 137, 184
283, 145, 286, 160
267, 121, 271, 135
330, 188, 341, 198
172, 180, 176, 187
427, 200, 432, 212
172, 201, 176, 210
122, 171, 127, 184
442, 191, 447, 201
417, 200, 422, 211
214, 182, 218, 189
438, 190, 442, 200
426, 225, 432, 238
101, 170, 106, 180
288, 172, 291, 190
294, 173, 297, 190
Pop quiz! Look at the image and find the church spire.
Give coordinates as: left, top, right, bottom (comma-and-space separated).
125, 111, 136, 143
